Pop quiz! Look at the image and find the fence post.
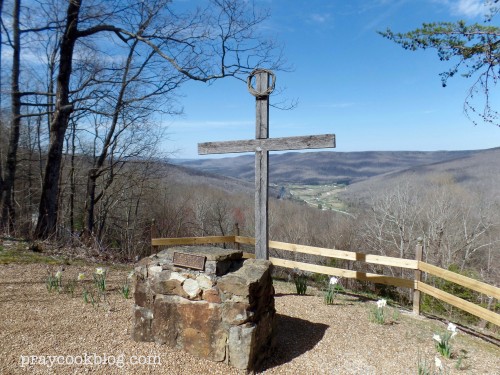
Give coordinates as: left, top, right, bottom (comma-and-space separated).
413, 237, 423, 315
150, 218, 156, 255
234, 223, 240, 250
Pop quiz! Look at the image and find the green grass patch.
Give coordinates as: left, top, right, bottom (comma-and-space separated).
285, 183, 348, 211
0, 245, 65, 265
0, 241, 134, 270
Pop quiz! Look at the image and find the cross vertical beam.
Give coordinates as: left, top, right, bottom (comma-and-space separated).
198, 69, 335, 261
255, 71, 270, 260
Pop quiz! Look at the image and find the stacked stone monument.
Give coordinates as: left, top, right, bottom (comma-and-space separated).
132, 246, 275, 371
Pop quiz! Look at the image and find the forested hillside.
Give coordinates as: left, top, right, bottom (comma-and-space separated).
178, 149, 485, 184
341, 147, 500, 203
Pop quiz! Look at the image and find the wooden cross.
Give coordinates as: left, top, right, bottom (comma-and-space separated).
198, 69, 336, 260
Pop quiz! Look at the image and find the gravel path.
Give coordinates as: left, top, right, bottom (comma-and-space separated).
0, 263, 498, 374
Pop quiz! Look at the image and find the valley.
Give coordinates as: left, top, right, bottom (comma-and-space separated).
277, 183, 348, 212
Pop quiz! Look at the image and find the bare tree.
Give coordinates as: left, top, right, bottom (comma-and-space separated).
421, 177, 500, 271
0, 0, 21, 232
361, 180, 422, 272
81, 14, 181, 236
0, 0, 5, 204
32, 0, 283, 239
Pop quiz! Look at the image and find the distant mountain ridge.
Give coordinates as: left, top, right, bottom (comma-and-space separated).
160, 163, 254, 194
339, 147, 500, 202
176, 149, 493, 185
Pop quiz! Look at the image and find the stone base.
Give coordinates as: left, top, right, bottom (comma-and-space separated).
132, 246, 275, 371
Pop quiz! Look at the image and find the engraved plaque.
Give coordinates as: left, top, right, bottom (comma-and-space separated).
173, 252, 206, 271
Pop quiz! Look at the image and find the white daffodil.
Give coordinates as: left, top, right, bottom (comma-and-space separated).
128, 271, 134, 279
433, 334, 442, 344
77, 273, 85, 281
434, 356, 442, 369
95, 267, 105, 275
55, 271, 62, 279
329, 276, 338, 285
447, 322, 458, 338
376, 299, 387, 309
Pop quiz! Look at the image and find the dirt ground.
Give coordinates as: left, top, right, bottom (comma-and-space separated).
0, 262, 499, 375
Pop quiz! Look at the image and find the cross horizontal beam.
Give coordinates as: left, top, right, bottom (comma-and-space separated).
198, 134, 335, 155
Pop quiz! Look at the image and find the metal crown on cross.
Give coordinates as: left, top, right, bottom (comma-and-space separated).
198, 69, 336, 260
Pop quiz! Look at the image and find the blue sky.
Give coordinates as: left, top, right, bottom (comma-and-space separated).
166, 0, 500, 159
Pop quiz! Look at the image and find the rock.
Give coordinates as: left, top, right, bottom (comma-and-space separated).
153, 296, 227, 362
182, 278, 201, 299
169, 272, 187, 283
202, 288, 222, 304
148, 265, 162, 278
152, 277, 188, 298
134, 264, 148, 278
196, 274, 213, 289
136, 256, 153, 267
222, 302, 252, 325
152, 296, 181, 346
132, 306, 153, 342
204, 261, 217, 275
240, 259, 273, 284
217, 274, 248, 297
218, 259, 272, 298
254, 310, 276, 350
178, 302, 227, 362
228, 324, 256, 370
134, 278, 154, 308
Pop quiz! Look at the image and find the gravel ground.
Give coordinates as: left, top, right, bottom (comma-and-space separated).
0, 263, 498, 375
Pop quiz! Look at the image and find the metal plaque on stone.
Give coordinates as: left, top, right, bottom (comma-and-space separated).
173, 252, 206, 271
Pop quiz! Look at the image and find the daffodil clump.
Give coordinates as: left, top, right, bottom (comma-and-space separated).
46, 270, 63, 293
78, 272, 93, 305
434, 323, 458, 359
324, 276, 342, 305
64, 278, 77, 297
371, 298, 387, 324
121, 271, 134, 299
44, 267, 134, 308
291, 268, 308, 295
93, 267, 107, 292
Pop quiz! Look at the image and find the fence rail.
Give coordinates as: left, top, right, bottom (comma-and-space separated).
151, 235, 233, 247
418, 261, 500, 300
151, 235, 500, 327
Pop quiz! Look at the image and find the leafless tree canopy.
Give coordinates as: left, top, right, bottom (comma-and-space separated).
0, 0, 285, 238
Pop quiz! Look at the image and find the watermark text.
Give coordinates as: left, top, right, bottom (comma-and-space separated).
19, 353, 161, 369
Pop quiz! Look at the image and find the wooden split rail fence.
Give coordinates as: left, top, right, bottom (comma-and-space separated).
151, 235, 500, 327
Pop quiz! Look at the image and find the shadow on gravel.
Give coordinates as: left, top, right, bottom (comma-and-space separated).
259, 314, 329, 371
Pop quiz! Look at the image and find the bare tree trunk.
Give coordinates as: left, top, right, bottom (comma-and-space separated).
85, 39, 139, 234
26, 117, 34, 225
0, 0, 5, 199
36, 112, 44, 185
1, 0, 21, 232
35, 0, 81, 239
69, 120, 76, 233
85, 168, 98, 233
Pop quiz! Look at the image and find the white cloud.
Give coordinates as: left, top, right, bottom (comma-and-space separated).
359, 0, 408, 33
308, 13, 331, 24
454, 0, 489, 17
438, 0, 492, 17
